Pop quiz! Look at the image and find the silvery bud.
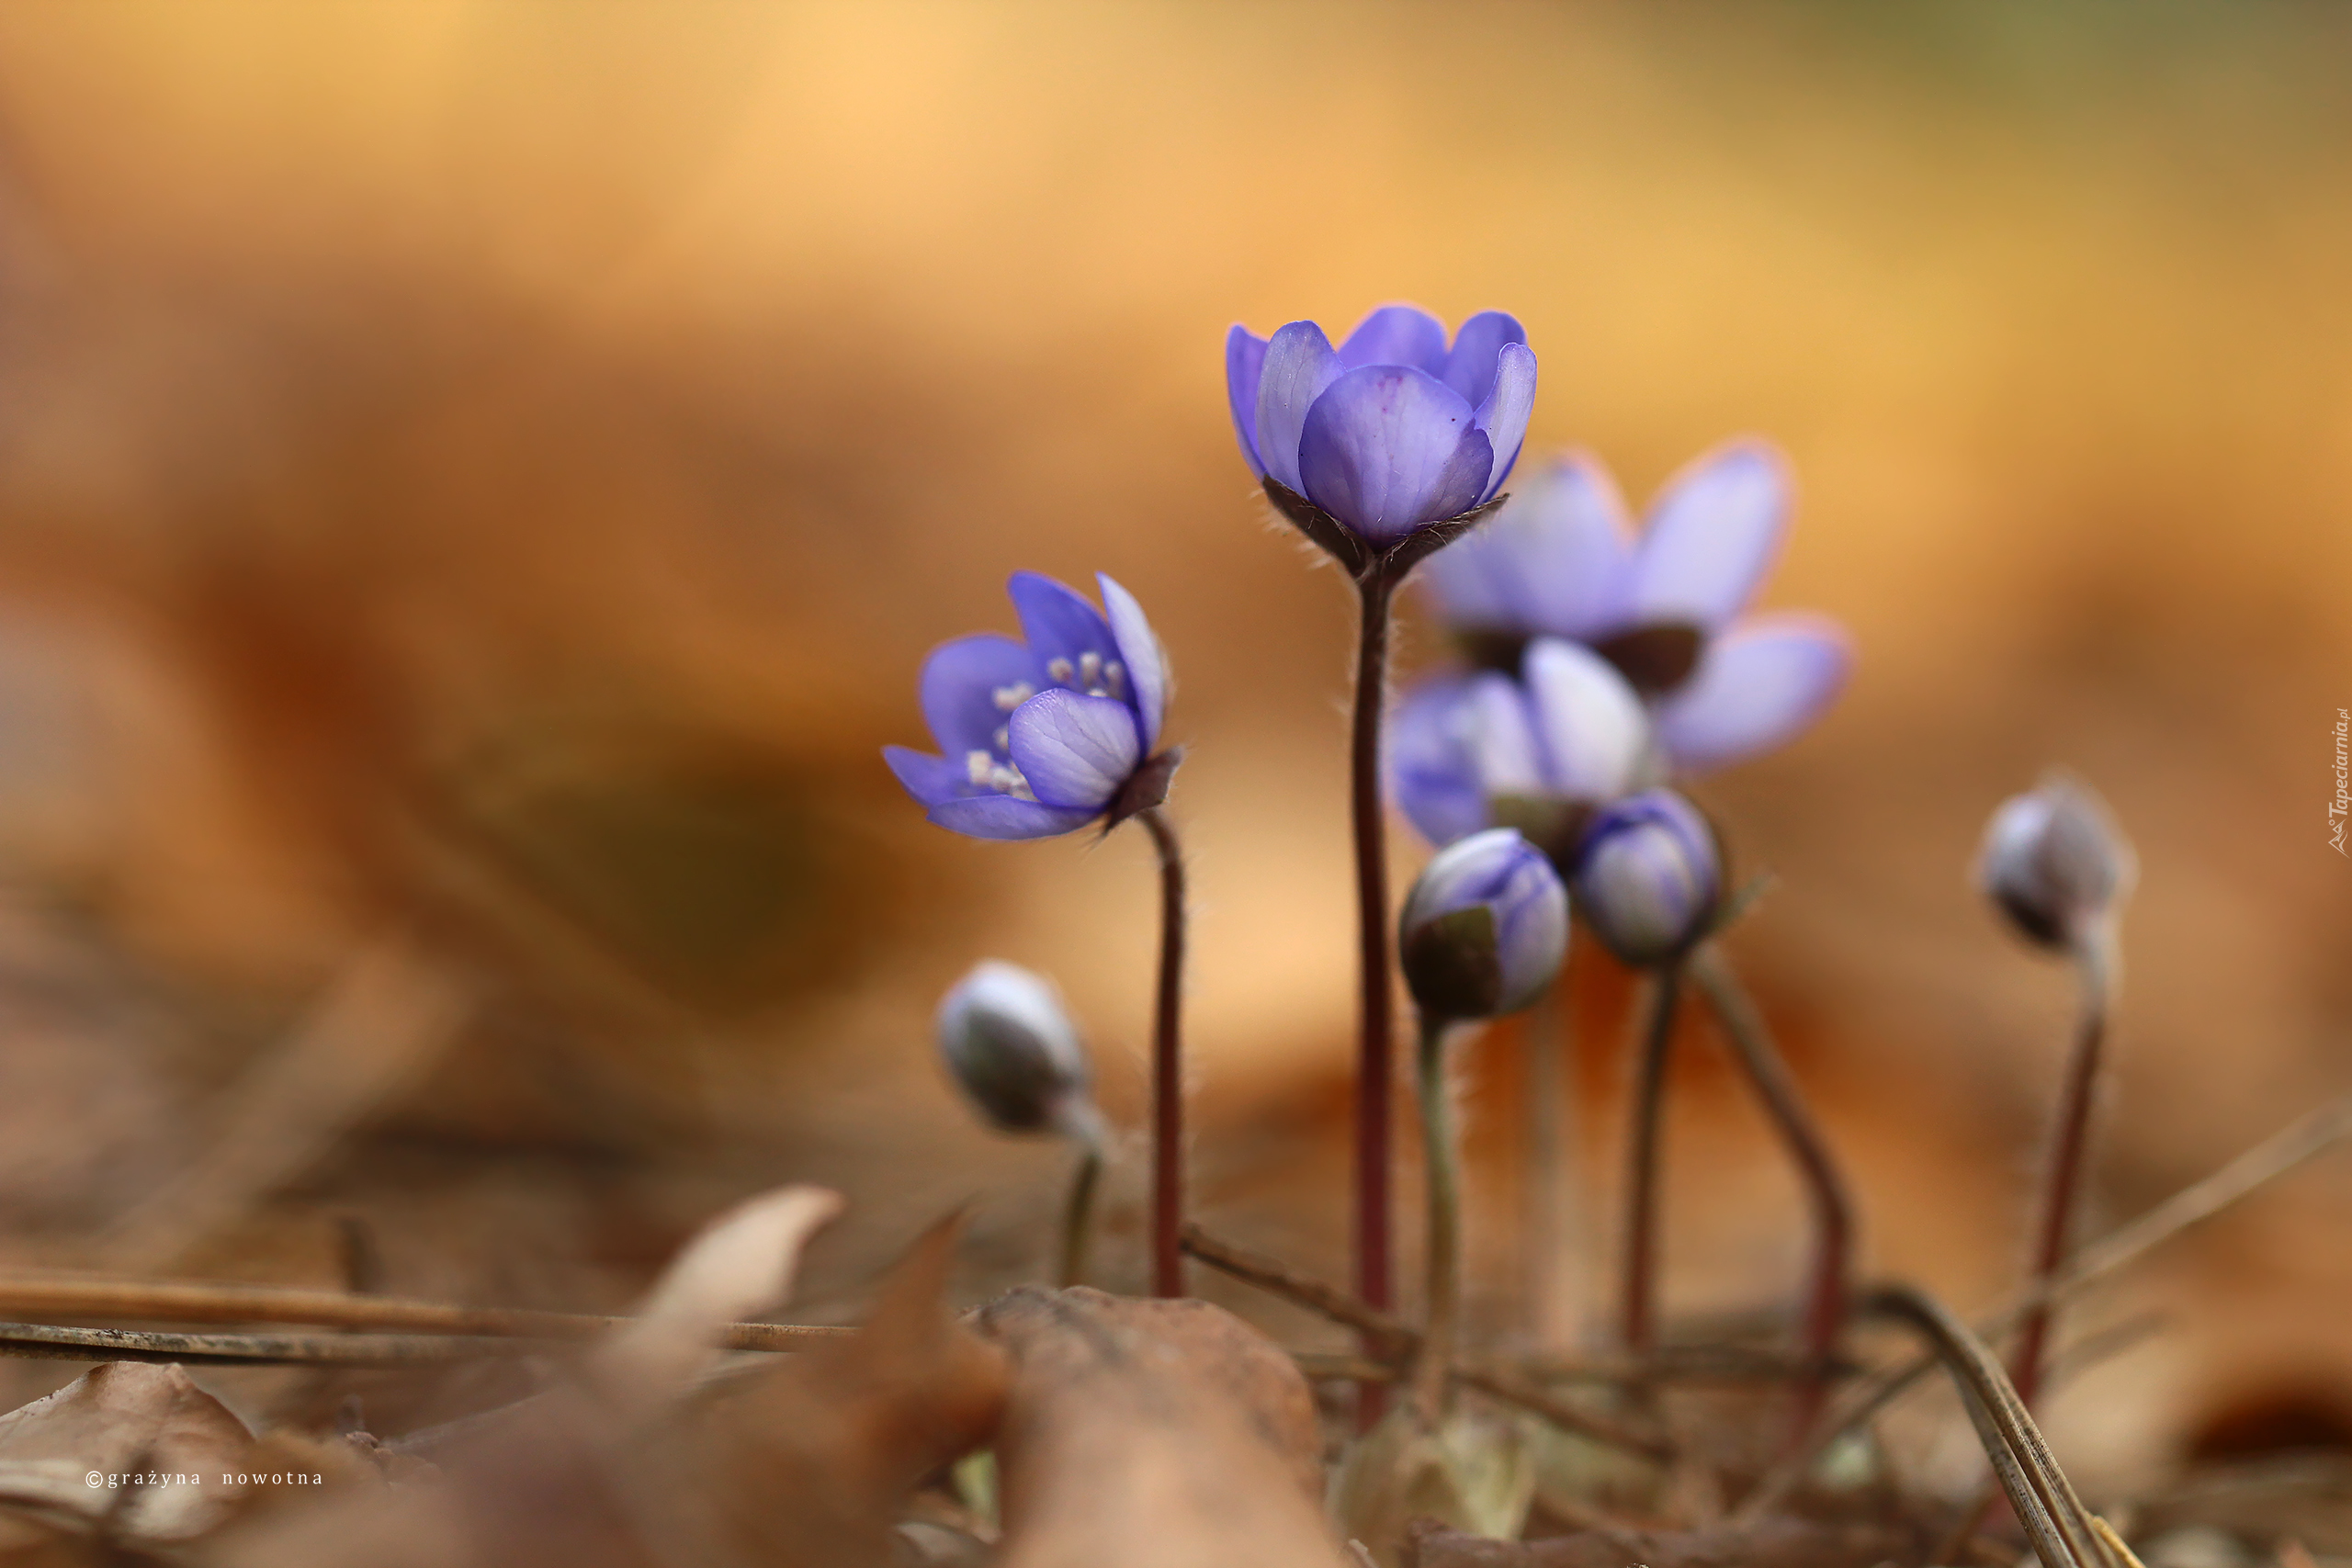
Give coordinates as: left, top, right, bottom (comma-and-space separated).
1571, 789, 1723, 967
935, 962, 1104, 1146
1399, 828, 1570, 1021
1976, 774, 2135, 952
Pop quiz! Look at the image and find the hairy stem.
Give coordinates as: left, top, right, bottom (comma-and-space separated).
1057, 1144, 1103, 1289
1350, 570, 1399, 1383
1138, 806, 1188, 1298
1690, 942, 1854, 1443
1523, 976, 1577, 1348
1620, 963, 1684, 1358
1413, 1012, 1460, 1421
2008, 932, 2115, 1407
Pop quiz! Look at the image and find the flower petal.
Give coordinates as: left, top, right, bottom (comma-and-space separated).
1387, 678, 1491, 847
1097, 572, 1167, 750
1439, 310, 1526, 406
1252, 321, 1341, 495
1421, 454, 1629, 636
1007, 687, 1142, 810
919, 633, 1037, 758
884, 746, 968, 807
1225, 324, 1268, 476
1297, 365, 1493, 545
1627, 439, 1791, 630
1473, 342, 1537, 502
1463, 671, 1542, 796
1654, 613, 1850, 773
1337, 304, 1449, 374
1006, 571, 1119, 691
1522, 637, 1650, 801
928, 795, 1101, 840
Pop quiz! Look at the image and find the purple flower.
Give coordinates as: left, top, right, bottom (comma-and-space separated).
1398, 828, 1569, 1021
885, 571, 1174, 840
1388, 637, 1653, 857
1227, 305, 1537, 548
1419, 442, 1850, 773
1571, 789, 1724, 967
1976, 774, 2135, 952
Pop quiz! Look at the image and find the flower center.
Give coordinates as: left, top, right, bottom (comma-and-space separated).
1044, 653, 1128, 701
965, 750, 1036, 800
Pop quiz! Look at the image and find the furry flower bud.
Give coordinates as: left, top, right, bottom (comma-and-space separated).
935, 962, 1104, 1145
1976, 775, 2135, 951
1571, 789, 1723, 967
1399, 828, 1569, 1021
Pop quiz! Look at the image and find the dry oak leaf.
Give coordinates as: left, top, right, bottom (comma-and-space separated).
0, 1362, 254, 1551
216, 1184, 848, 1568
673, 1212, 1011, 1568
975, 1286, 1351, 1568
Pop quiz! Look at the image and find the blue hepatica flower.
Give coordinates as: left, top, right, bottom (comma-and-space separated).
1419, 441, 1850, 773
1227, 305, 1537, 550
886, 571, 1173, 840
1398, 827, 1570, 1021
1389, 636, 1655, 856
1572, 788, 1724, 967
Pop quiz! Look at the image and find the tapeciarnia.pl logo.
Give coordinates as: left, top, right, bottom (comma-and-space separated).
2332, 707, 2348, 856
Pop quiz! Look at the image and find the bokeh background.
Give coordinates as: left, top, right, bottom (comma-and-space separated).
0, 0, 2345, 1498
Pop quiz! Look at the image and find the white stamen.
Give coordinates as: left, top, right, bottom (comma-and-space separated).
1046, 657, 1075, 683
967, 750, 995, 786
993, 725, 1010, 750
1079, 651, 1102, 688
991, 681, 1035, 712
1104, 660, 1126, 696
988, 761, 1035, 801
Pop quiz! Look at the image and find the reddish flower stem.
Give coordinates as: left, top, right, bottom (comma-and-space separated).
1137, 806, 1187, 1298
2007, 934, 2114, 1408
1619, 963, 1684, 1359
1690, 942, 1855, 1446
1350, 570, 1397, 1416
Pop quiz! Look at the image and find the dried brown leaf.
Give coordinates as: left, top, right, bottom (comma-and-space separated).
1399, 1517, 1933, 1568
593, 1184, 847, 1414
0, 1362, 254, 1549
215, 1184, 851, 1568
975, 1285, 1350, 1568
671, 1212, 1010, 1568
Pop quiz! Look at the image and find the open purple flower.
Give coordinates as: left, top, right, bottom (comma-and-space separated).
885, 571, 1174, 840
1389, 636, 1654, 861
1227, 305, 1537, 552
1418, 441, 1849, 773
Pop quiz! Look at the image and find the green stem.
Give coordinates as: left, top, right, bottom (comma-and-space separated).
1689, 942, 1854, 1445
1057, 1144, 1102, 1290
1619, 963, 1683, 1359
1413, 1010, 1460, 1421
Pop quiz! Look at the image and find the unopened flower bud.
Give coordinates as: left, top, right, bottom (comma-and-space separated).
1976, 775, 2135, 952
935, 962, 1104, 1146
1571, 790, 1723, 967
1399, 828, 1569, 1021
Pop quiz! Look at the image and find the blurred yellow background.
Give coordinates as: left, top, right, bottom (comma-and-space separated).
0, 1, 2344, 1492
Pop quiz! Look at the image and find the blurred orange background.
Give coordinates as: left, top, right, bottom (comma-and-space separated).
0, 1, 2345, 1495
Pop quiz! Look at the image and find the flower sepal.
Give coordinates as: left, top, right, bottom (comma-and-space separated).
1589, 621, 1705, 695
1487, 791, 1592, 873
1263, 477, 1510, 587
1400, 903, 1505, 1021
1102, 747, 1183, 832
